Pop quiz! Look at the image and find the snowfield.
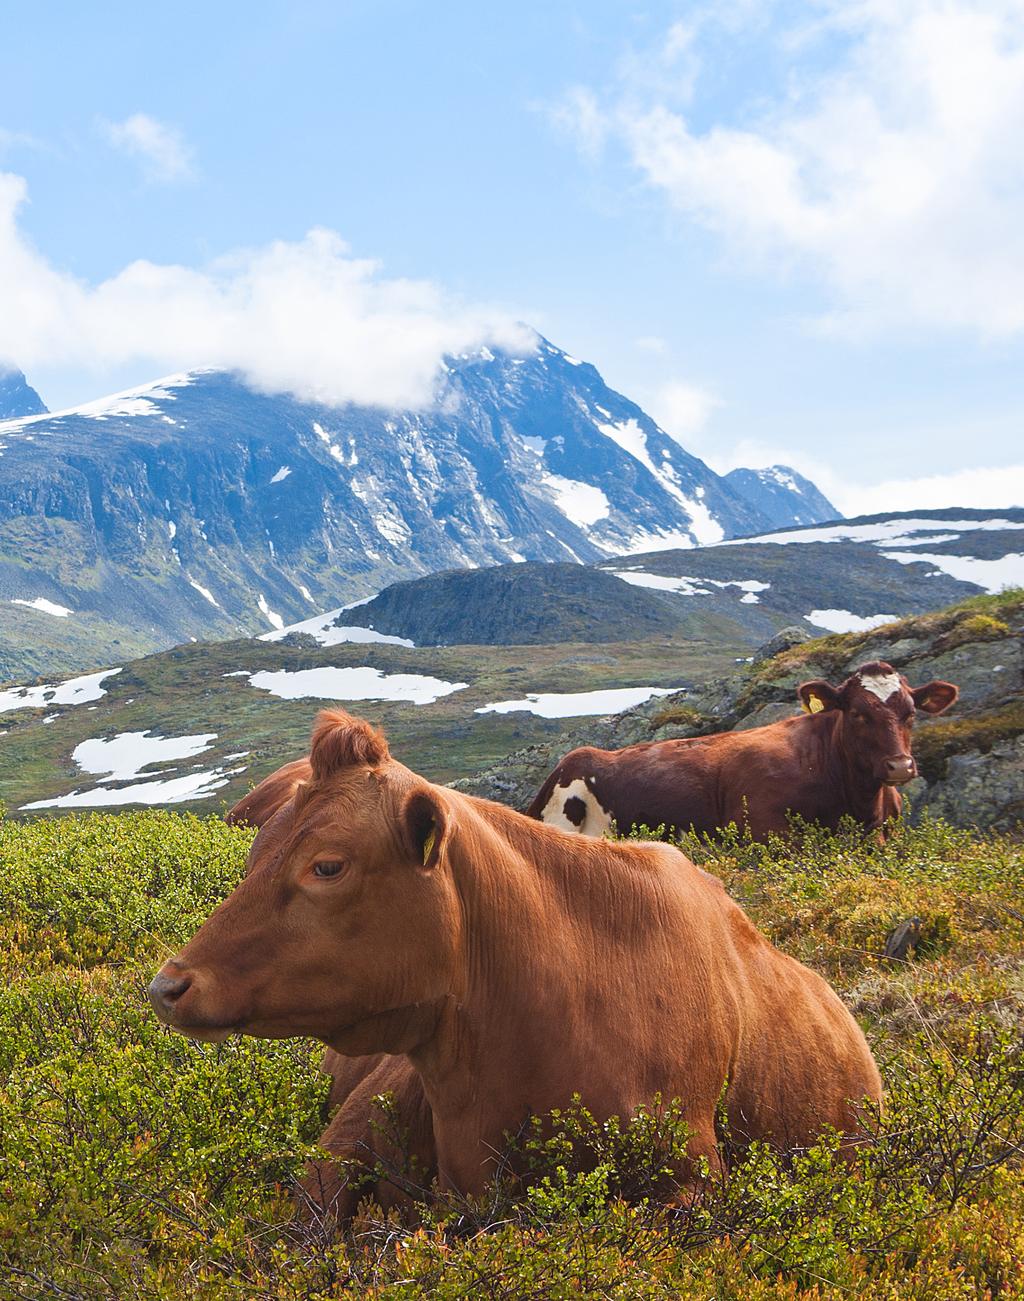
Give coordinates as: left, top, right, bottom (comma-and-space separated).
0, 667, 122, 714
247, 666, 467, 705
476, 685, 677, 719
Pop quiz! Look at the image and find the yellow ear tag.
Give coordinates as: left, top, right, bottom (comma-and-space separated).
805, 693, 825, 714
422, 826, 436, 864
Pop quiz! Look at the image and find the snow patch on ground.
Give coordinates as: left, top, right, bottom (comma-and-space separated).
71, 730, 217, 783
260, 607, 414, 647
257, 593, 285, 630
0, 668, 121, 714
880, 552, 1024, 594
248, 666, 466, 705
476, 686, 677, 719
727, 518, 1024, 547
541, 473, 610, 528
188, 579, 220, 608
613, 571, 770, 601
10, 597, 72, 617
270, 465, 291, 483
22, 768, 242, 810
806, 610, 899, 633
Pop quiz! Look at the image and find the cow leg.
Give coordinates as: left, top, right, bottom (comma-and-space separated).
299, 1052, 436, 1228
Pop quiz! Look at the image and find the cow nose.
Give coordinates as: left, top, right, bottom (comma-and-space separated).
883, 756, 916, 784
148, 966, 193, 1019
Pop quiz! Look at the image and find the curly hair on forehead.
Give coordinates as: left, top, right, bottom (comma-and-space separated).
308, 709, 390, 781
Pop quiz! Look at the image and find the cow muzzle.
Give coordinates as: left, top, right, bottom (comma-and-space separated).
882, 756, 916, 786
148, 963, 192, 1022
148, 962, 232, 1041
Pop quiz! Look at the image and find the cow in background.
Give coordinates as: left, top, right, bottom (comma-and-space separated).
529, 662, 958, 841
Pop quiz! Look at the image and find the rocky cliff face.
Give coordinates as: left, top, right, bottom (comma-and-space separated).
453, 590, 1024, 832
0, 338, 839, 680
0, 369, 46, 420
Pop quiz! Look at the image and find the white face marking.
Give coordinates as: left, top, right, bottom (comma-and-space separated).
540, 777, 613, 836
858, 670, 903, 703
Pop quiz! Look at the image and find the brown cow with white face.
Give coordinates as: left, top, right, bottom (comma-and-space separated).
528, 662, 958, 841
152, 709, 881, 1210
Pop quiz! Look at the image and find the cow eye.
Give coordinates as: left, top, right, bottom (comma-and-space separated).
312, 859, 346, 879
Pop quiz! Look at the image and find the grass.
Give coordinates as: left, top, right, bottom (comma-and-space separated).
1, 809, 1022, 1297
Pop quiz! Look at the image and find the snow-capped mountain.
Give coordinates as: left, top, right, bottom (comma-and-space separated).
0, 335, 838, 679
0, 368, 47, 421
723, 465, 838, 531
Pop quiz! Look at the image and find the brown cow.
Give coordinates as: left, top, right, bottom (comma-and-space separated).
151, 709, 881, 1211
528, 661, 958, 841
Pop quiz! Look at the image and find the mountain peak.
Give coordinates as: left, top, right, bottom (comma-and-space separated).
0, 368, 47, 421
724, 464, 840, 530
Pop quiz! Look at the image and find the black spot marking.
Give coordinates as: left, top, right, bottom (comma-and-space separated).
563, 796, 587, 827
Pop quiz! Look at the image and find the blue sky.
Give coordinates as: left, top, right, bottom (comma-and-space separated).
2, 0, 1023, 514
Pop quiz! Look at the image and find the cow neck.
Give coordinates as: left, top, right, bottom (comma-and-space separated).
407, 800, 676, 1191
819, 709, 888, 827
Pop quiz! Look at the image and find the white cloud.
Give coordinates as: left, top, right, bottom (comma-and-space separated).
560, 1, 1024, 337
837, 462, 1024, 517
103, 113, 194, 183
634, 334, 668, 354
0, 172, 533, 408
645, 379, 721, 445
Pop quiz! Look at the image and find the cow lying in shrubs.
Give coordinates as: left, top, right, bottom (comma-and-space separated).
530, 662, 958, 840
152, 710, 881, 1220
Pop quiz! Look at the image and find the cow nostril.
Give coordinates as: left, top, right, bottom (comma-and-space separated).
148, 970, 193, 1014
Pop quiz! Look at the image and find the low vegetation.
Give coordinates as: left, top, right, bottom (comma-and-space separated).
1, 808, 1022, 1297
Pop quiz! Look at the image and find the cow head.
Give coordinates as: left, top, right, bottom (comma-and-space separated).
148, 711, 462, 1054
797, 661, 957, 787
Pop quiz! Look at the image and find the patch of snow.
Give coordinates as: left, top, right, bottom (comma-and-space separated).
879, 551, 1024, 594
167, 520, 176, 540
476, 686, 677, 719
222, 670, 250, 677
10, 597, 72, 618
260, 606, 414, 647
621, 528, 699, 554
562, 354, 582, 365
727, 518, 1024, 547
0, 667, 121, 714
0, 373, 199, 429
312, 421, 355, 466
613, 571, 711, 596
270, 465, 292, 484
22, 769, 240, 810
248, 666, 466, 705
541, 474, 610, 528
71, 731, 217, 783
520, 434, 547, 455
806, 610, 898, 633
257, 593, 285, 630
612, 571, 770, 600
298, 584, 315, 604
189, 578, 221, 609
875, 533, 959, 548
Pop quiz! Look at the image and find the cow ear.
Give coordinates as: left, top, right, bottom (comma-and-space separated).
912, 680, 959, 715
797, 680, 842, 714
402, 789, 448, 870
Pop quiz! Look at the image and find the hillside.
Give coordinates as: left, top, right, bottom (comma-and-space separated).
265, 508, 1019, 650
333, 562, 688, 646
455, 588, 1024, 832
0, 336, 837, 681
0, 619, 745, 815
